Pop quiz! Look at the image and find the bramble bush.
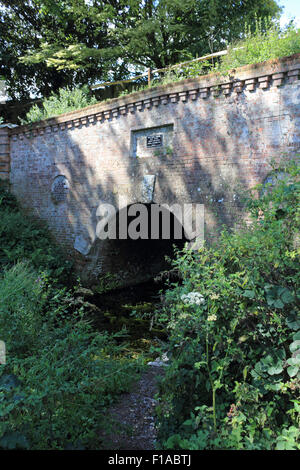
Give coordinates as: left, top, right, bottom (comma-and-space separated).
0, 185, 143, 449
152, 158, 300, 450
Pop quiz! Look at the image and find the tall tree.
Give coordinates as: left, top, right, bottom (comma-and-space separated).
1, 0, 281, 100
99, 0, 282, 69
0, 0, 117, 100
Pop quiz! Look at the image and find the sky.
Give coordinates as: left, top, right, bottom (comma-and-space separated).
279, 0, 300, 27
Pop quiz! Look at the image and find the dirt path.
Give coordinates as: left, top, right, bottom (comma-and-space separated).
99, 365, 165, 450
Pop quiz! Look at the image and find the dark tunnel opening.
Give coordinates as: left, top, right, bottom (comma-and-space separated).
89, 202, 189, 334
97, 202, 188, 287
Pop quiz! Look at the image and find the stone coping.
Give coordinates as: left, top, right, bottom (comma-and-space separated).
8, 53, 300, 138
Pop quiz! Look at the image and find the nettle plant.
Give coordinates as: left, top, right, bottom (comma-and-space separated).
154, 158, 300, 450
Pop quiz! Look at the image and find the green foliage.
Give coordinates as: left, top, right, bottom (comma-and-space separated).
0, 268, 142, 449
152, 159, 300, 450
0, 0, 114, 101
20, 85, 97, 124
96, 272, 123, 294
0, 221, 142, 448
0, 184, 73, 282
0, 263, 45, 356
0, 1, 280, 101
154, 18, 300, 84
216, 18, 300, 75
0, 185, 143, 449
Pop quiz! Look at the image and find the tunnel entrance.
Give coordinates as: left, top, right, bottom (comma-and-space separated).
92, 202, 188, 289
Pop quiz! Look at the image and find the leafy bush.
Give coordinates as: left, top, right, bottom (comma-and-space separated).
0, 184, 73, 283
153, 159, 300, 450
0, 185, 143, 449
20, 85, 97, 124
0, 262, 143, 449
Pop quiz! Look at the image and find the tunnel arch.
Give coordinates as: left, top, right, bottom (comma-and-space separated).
87, 202, 189, 288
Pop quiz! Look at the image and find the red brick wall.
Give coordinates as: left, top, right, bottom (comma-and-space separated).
0, 125, 11, 180
8, 54, 300, 286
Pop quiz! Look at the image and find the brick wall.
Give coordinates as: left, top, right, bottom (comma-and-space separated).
0, 125, 11, 180
8, 54, 300, 287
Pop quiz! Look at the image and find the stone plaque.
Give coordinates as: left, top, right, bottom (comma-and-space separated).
131, 124, 173, 158
74, 234, 93, 256
141, 174, 156, 203
146, 134, 163, 148
51, 175, 69, 204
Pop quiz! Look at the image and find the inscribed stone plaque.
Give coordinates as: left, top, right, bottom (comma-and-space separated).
146, 135, 163, 148
51, 175, 69, 204
132, 124, 173, 158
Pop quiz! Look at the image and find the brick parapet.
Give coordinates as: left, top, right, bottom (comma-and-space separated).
8, 53, 300, 140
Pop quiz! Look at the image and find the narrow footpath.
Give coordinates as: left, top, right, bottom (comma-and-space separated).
100, 365, 165, 450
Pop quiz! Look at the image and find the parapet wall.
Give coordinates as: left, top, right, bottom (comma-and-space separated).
8, 53, 300, 137
6, 54, 300, 285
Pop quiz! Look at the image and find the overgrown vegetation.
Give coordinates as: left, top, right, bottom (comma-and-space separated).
0, 189, 73, 283
148, 159, 300, 450
215, 18, 300, 75
21, 19, 300, 125
20, 85, 97, 124
127, 19, 300, 92
153, 19, 300, 83
1, 0, 280, 101
0, 186, 143, 449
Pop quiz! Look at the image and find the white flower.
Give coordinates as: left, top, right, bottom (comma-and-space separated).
207, 314, 217, 322
181, 292, 205, 306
